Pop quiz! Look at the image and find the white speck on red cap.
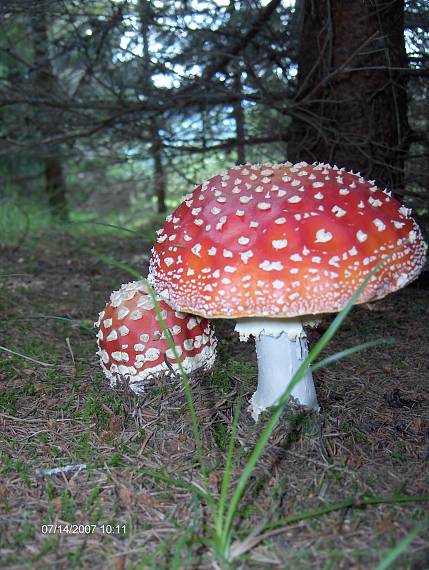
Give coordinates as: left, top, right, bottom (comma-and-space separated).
315, 229, 333, 243
357, 230, 368, 242
240, 251, 253, 263
272, 239, 288, 250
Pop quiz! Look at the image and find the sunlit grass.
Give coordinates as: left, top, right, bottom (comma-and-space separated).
0, 195, 50, 248
0, 193, 170, 249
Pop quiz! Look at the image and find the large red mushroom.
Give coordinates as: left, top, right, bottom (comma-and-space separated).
95, 280, 217, 394
148, 161, 427, 419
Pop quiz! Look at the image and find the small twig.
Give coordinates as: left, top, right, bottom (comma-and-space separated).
163, 349, 181, 381
0, 413, 88, 424
337, 504, 352, 532
138, 430, 155, 457
65, 336, 76, 373
318, 414, 331, 464
230, 500, 281, 559
0, 413, 48, 424
0, 345, 53, 367
35, 464, 87, 479
287, 450, 351, 472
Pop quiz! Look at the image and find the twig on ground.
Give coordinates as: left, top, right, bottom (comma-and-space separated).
0, 345, 54, 367
35, 464, 88, 479
65, 336, 76, 374
164, 350, 181, 381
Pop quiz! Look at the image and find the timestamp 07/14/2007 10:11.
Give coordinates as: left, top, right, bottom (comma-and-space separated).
41, 523, 127, 535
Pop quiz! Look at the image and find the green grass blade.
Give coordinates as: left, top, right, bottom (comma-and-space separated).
67, 220, 139, 234
11, 315, 94, 334
216, 396, 243, 537
312, 337, 395, 372
265, 495, 429, 530
89, 251, 143, 279
89, 255, 211, 505
134, 467, 210, 502
230, 496, 429, 558
171, 531, 192, 570
220, 262, 385, 555
375, 518, 428, 570
143, 280, 210, 498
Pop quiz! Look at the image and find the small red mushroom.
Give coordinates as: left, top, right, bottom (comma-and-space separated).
148, 161, 427, 419
95, 281, 217, 394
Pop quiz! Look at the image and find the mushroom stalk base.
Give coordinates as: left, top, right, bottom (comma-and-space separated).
235, 318, 319, 421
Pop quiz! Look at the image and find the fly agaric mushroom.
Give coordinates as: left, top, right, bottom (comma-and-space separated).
95, 280, 217, 394
148, 162, 427, 419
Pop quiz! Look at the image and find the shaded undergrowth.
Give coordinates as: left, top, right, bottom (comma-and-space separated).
0, 224, 428, 569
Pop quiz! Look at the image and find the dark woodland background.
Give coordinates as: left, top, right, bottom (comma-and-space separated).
0, 0, 428, 229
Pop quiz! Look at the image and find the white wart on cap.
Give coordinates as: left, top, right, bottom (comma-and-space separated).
149, 162, 427, 318
95, 281, 217, 394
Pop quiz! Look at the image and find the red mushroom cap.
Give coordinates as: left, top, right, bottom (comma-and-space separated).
149, 162, 427, 318
95, 281, 217, 393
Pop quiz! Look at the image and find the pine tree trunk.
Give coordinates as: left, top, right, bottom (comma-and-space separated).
150, 120, 166, 213
44, 155, 68, 221
288, 0, 410, 191
31, 1, 69, 221
234, 70, 246, 165
140, 0, 166, 214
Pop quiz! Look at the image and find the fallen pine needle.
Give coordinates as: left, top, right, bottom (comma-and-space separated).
0, 345, 54, 367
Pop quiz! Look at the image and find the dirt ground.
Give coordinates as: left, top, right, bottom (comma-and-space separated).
0, 227, 428, 569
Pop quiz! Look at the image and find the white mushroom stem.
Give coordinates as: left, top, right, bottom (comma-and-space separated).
234, 318, 320, 421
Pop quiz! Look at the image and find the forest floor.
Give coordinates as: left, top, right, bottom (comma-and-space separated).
0, 225, 428, 570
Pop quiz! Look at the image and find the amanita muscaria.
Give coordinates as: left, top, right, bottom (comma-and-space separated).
95, 281, 217, 394
148, 161, 427, 419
